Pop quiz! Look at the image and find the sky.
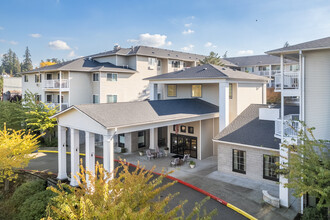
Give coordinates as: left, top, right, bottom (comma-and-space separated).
1, 0, 330, 67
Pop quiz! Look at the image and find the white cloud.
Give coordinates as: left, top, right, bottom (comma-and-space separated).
68, 50, 76, 58
238, 50, 254, 55
29, 33, 41, 38
9, 41, 18, 45
0, 27, 3, 30
182, 29, 194, 35
181, 44, 194, 52
0, 39, 5, 43
184, 23, 192, 27
127, 33, 172, 47
187, 16, 195, 20
204, 42, 217, 48
48, 40, 71, 50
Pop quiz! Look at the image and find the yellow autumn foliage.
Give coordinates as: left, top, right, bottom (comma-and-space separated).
40, 61, 56, 68
0, 124, 40, 182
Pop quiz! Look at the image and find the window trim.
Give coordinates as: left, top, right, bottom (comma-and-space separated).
92, 94, 99, 104
263, 154, 279, 182
24, 75, 28, 82
180, 125, 186, 133
106, 73, 118, 81
232, 149, 246, 174
171, 60, 180, 68
46, 94, 52, 103
35, 74, 41, 83
107, 94, 118, 103
167, 84, 177, 97
93, 73, 99, 82
188, 126, 194, 134
191, 84, 202, 98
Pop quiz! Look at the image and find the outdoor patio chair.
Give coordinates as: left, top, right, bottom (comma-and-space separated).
146, 150, 155, 160
155, 148, 164, 158
183, 154, 190, 163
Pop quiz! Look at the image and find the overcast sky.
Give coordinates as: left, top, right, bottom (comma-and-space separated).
1, 0, 330, 67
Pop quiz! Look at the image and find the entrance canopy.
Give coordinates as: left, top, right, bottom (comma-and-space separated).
52, 98, 219, 135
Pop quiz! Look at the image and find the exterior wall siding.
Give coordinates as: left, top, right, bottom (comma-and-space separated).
217, 142, 278, 184
237, 83, 263, 115
304, 50, 330, 140
69, 72, 93, 105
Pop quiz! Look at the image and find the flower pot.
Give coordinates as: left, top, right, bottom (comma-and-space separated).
138, 151, 144, 156
164, 150, 169, 157
189, 164, 196, 169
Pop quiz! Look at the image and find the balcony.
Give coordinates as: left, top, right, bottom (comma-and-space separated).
43, 79, 69, 89
47, 102, 69, 111
274, 114, 300, 138
274, 72, 299, 91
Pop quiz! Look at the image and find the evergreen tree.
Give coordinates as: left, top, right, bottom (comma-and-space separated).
199, 51, 223, 66
223, 51, 228, 58
283, 41, 290, 47
0, 49, 21, 76
21, 47, 33, 72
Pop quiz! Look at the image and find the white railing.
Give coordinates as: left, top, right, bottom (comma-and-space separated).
274, 114, 300, 138
46, 102, 69, 111
274, 72, 299, 91
43, 79, 69, 89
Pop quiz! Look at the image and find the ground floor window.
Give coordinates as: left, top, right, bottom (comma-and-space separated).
170, 133, 197, 158
232, 149, 246, 174
107, 95, 117, 103
118, 134, 125, 148
263, 154, 279, 181
138, 131, 146, 148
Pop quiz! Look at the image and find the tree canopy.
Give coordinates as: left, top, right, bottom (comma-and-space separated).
0, 49, 21, 76
199, 52, 223, 66
21, 47, 33, 72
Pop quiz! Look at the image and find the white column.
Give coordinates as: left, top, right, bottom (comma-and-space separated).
85, 131, 95, 183
262, 83, 267, 104
219, 82, 229, 131
57, 125, 67, 180
149, 128, 158, 150
59, 70, 62, 111
149, 83, 158, 100
70, 128, 80, 186
268, 64, 272, 87
103, 134, 115, 179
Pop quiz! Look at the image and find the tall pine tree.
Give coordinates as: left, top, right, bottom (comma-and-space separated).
0, 49, 21, 76
21, 47, 33, 72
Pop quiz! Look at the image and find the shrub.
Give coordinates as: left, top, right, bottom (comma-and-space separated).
302, 207, 327, 220
17, 189, 56, 220
9, 180, 46, 208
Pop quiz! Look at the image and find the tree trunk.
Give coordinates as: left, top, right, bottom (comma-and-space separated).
4, 178, 9, 191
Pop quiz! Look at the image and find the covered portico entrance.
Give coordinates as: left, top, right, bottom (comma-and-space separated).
52, 98, 219, 186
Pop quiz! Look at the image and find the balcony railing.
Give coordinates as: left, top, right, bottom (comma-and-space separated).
274, 72, 299, 91
275, 114, 300, 138
47, 102, 69, 111
43, 79, 69, 89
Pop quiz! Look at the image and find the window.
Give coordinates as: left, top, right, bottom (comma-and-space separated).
57, 95, 63, 103
191, 85, 202, 97
93, 95, 99, 104
93, 73, 99, 81
138, 131, 146, 148
188, 126, 194, 134
167, 85, 177, 97
35, 74, 41, 83
148, 58, 156, 69
35, 94, 41, 102
232, 149, 246, 174
290, 64, 299, 72
263, 155, 279, 181
107, 73, 118, 81
258, 66, 269, 71
180, 125, 186, 133
171, 60, 180, 68
46, 74, 52, 80
24, 75, 28, 82
157, 60, 161, 67
229, 83, 233, 99
107, 95, 117, 103
118, 134, 125, 148
46, 94, 52, 103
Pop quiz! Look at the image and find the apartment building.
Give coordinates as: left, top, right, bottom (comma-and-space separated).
51, 64, 268, 186
21, 45, 207, 110
224, 55, 298, 87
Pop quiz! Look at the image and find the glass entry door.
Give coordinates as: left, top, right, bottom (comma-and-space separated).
170, 134, 197, 158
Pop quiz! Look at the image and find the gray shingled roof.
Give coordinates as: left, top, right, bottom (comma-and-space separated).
21, 58, 136, 74
215, 104, 299, 150
224, 55, 297, 67
145, 64, 269, 82
72, 98, 218, 128
92, 45, 206, 62
267, 36, 330, 54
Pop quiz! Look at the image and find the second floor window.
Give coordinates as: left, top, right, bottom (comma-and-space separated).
46, 74, 52, 80
167, 85, 177, 97
191, 85, 202, 97
24, 75, 28, 82
35, 94, 42, 102
107, 73, 117, 81
93, 73, 99, 81
171, 60, 180, 68
46, 94, 52, 103
107, 95, 117, 103
35, 74, 41, 83
148, 58, 156, 69
232, 149, 246, 174
93, 95, 99, 104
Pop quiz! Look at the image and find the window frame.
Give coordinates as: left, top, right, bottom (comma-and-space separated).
118, 134, 125, 148
46, 73, 52, 80
107, 94, 118, 103
35, 94, 42, 102
93, 73, 99, 82
167, 84, 177, 97
46, 94, 52, 103
106, 73, 118, 81
180, 125, 186, 133
263, 154, 279, 181
35, 74, 41, 83
229, 83, 233, 99
24, 75, 28, 82
232, 149, 246, 174
93, 95, 99, 104
191, 84, 202, 98
171, 60, 180, 68
188, 126, 194, 134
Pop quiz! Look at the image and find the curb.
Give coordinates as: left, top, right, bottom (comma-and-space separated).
37, 150, 257, 220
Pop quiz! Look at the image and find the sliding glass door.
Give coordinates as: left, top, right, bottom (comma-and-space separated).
170, 134, 197, 158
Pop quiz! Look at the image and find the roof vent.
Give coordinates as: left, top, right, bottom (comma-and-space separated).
152, 51, 155, 54
203, 67, 207, 70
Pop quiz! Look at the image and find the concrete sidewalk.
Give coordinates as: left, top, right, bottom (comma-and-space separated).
41, 146, 299, 220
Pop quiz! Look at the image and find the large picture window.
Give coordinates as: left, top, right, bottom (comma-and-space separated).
263, 155, 279, 181
167, 85, 177, 97
191, 85, 202, 97
107, 95, 117, 103
232, 149, 246, 174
